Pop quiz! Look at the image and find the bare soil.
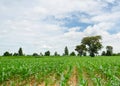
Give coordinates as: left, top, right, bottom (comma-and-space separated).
68, 67, 78, 86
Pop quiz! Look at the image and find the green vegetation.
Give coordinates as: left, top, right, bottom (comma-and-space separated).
44, 51, 50, 56
2, 35, 120, 57
75, 44, 87, 56
3, 51, 12, 56
70, 51, 76, 56
64, 46, 69, 56
18, 48, 24, 56
1, 35, 120, 85
0, 56, 120, 86
76, 35, 102, 57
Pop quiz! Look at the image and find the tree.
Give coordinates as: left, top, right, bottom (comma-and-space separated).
112, 53, 120, 56
3, 51, 12, 56
75, 44, 87, 56
101, 51, 106, 56
81, 35, 102, 57
64, 46, 69, 56
54, 51, 59, 56
70, 51, 76, 56
13, 53, 19, 56
83, 52, 87, 56
33, 53, 39, 56
18, 47, 24, 56
106, 46, 113, 56
40, 52, 43, 56
118, 53, 120, 56
44, 51, 50, 56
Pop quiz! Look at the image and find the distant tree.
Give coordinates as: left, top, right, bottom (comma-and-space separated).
106, 46, 113, 56
13, 53, 19, 56
40, 52, 43, 56
57, 54, 60, 56
3, 51, 12, 56
112, 53, 117, 56
75, 44, 87, 56
54, 51, 59, 56
118, 53, 120, 56
64, 46, 69, 56
10, 53, 12, 56
112, 53, 120, 56
33, 53, 39, 56
62, 53, 65, 56
81, 35, 102, 57
101, 51, 106, 56
70, 51, 76, 56
44, 51, 50, 56
18, 47, 24, 56
106, 51, 111, 56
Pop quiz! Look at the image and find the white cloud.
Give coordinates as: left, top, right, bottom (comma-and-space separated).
91, 12, 120, 23
0, 0, 120, 55
68, 27, 81, 32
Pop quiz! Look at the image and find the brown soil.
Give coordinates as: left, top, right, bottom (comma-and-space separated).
38, 82, 45, 86
68, 67, 78, 86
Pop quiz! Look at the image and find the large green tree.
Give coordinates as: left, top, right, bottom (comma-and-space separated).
81, 35, 102, 57
18, 47, 24, 56
75, 44, 87, 56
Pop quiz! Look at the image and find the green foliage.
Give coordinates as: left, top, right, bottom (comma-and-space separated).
112, 53, 120, 56
101, 51, 106, 56
54, 51, 59, 56
106, 46, 113, 56
70, 51, 76, 56
0, 56, 120, 85
13, 53, 19, 56
18, 47, 24, 56
3, 51, 12, 56
39, 52, 43, 56
44, 51, 50, 56
75, 44, 87, 56
81, 35, 102, 57
33, 53, 39, 56
64, 46, 69, 56
83, 52, 86, 56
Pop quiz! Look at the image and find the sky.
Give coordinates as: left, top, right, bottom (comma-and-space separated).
0, 0, 120, 55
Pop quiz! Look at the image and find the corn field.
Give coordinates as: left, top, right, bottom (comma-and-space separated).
0, 56, 120, 86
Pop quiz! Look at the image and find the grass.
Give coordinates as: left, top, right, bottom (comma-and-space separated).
0, 56, 120, 86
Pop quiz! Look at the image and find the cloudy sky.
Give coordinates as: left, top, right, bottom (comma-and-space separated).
0, 0, 120, 55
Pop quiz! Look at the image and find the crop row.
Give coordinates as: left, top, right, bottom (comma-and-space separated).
0, 56, 120, 86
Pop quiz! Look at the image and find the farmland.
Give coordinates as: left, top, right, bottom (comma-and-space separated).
0, 56, 120, 86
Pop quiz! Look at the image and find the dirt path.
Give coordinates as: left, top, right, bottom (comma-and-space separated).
68, 67, 78, 86
29, 74, 56, 86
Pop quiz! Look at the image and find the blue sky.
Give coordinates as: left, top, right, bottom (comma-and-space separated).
0, 0, 120, 55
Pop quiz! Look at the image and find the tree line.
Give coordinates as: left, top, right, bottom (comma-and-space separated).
2, 35, 120, 57
2, 47, 76, 57
74, 35, 119, 57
